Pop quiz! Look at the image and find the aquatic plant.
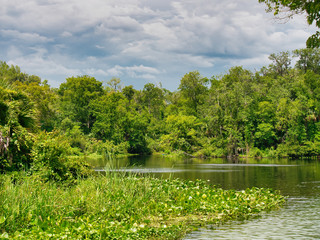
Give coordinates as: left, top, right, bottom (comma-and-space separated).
0, 173, 285, 239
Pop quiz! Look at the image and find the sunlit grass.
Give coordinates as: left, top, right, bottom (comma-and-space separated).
0, 172, 286, 239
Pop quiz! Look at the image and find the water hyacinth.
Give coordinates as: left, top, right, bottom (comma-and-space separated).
0, 173, 286, 239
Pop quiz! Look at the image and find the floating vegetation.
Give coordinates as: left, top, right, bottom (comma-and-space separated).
0, 173, 285, 239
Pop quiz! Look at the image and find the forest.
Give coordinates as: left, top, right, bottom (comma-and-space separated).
1, 48, 320, 177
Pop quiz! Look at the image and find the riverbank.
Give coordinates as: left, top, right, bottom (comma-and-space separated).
0, 172, 285, 240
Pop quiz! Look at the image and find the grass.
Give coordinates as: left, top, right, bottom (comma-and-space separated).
0, 172, 286, 239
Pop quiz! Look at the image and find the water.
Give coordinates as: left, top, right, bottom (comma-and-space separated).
92, 155, 320, 239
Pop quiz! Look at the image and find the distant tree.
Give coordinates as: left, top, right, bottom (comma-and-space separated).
293, 48, 320, 74
142, 83, 165, 119
90, 92, 125, 142
268, 51, 291, 76
122, 85, 135, 103
178, 71, 209, 115
160, 114, 202, 153
59, 75, 103, 133
0, 61, 41, 84
107, 77, 122, 92
218, 67, 255, 156
91, 92, 149, 153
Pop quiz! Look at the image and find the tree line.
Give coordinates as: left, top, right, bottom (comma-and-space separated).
1, 48, 320, 175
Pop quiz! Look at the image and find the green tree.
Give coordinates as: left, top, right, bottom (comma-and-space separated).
106, 77, 122, 92
122, 85, 135, 103
178, 71, 208, 115
293, 48, 320, 74
15, 81, 59, 131
59, 75, 103, 133
217, 67, 255, 156
304, 71, 320, 99
268, 51, 291, 77
0, 61, 41, 84
91, 92, 149, 153
31, 131, 92, 181
90, 92, 125, 142
0, 85, 35, 171
255, 123, 277, 149
160, 115, 203, 153
142, 83, 165, 119
122, 112, 150, 154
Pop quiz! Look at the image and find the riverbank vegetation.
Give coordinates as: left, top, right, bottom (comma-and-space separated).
2, 48, 320, 174
0, 173, 285, 239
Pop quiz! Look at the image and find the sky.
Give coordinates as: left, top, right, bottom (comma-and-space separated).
0, 0, 317, 90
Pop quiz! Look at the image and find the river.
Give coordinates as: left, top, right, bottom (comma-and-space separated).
92, 155, 320, 239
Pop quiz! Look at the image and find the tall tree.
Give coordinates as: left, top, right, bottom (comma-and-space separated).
59, 75, 103, 133
90, 92, 149, 153
122, 85, 135, 103
142, 83, 165, 119
293, 48, 320, 74
178, 71, 208, 115
15, 81, 59, 131
0, 85, 35, 171
106, 77, 122, 92
268, 51, 291, 76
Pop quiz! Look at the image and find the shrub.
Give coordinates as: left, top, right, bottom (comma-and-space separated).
30, 131, 92, 182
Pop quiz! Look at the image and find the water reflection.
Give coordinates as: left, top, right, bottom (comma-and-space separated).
185, 196, 320, 240
92, 155, 320, 197
95, 168, 241, 173
89, 155, 320, 239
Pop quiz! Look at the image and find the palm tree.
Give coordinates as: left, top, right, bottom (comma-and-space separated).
0, 81, 35, 171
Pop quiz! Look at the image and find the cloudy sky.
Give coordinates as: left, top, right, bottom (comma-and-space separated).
0, 0, 316, 90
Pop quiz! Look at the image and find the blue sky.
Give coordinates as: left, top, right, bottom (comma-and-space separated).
0, 0, 316, 90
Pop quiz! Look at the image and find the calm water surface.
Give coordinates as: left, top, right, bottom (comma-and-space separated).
92, 155, 320, 239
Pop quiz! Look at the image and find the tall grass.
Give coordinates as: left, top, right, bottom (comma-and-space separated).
0, 172, 286, 239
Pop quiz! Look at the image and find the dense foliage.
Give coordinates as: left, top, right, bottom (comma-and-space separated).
1, 49, 320, 173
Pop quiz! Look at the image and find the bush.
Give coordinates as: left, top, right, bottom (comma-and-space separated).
96, 140, 129, 159
30, 131, 93, 182
249, 147, 263, 158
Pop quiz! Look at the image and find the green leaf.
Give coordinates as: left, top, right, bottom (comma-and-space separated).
0, 216, 6, 224
0, 232, 9, 239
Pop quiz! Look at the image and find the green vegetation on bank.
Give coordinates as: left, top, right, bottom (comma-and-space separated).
2, 48, 320, 174
0, 173, 285, 239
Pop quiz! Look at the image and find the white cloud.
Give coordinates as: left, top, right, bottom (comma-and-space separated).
6, 46, 23, 59
106, 65, 160, 79
84, 68, 108, 76
0, 29, 52, 43
61, 31, 73, 38
7, 55, 82, 87
0, 0, 318, 90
